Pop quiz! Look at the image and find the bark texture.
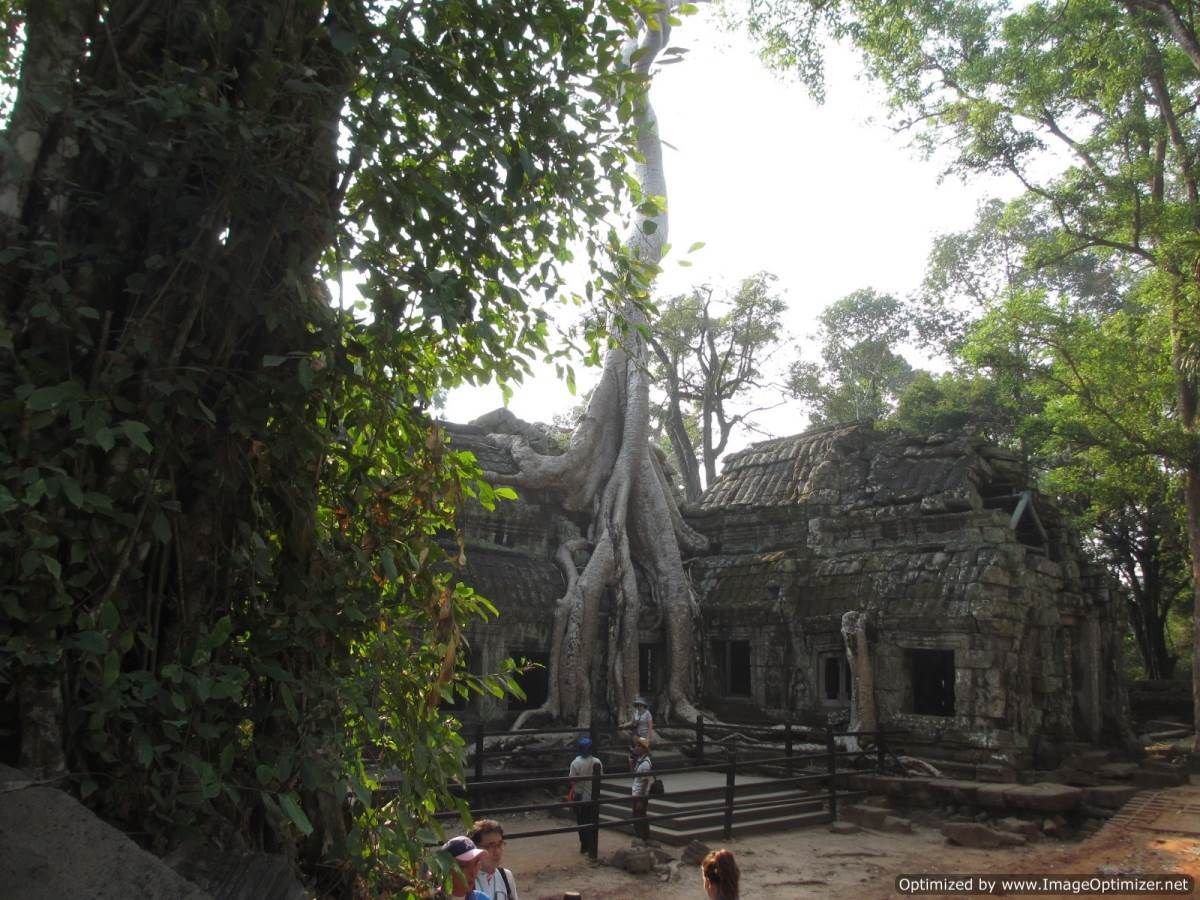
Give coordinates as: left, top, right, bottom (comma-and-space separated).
485, 7, 709, 727
841, 610, 877, 748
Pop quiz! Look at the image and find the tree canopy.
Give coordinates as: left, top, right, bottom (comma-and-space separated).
745, 0, 1200, 748
647, 272, 787, 500
788, 287, 915, 425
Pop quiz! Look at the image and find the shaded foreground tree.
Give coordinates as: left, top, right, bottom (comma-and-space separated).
647, 272, 787, 501
0, 0, 650, 891
482, 4, 711, 728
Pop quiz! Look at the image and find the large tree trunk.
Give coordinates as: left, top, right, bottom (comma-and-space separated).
1187, 465, 1200, 750
1173, 282, 1200, 752
484, 6, 708, 727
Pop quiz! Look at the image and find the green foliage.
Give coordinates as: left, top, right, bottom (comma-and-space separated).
743, 0, 1200, 693
0, 0, 657, 893
892, 370, 1017, 443
646, 271, 788, 495
789, 288, 916, 425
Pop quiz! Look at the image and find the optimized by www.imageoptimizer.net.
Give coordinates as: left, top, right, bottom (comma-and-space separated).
895, 873, 1194, 895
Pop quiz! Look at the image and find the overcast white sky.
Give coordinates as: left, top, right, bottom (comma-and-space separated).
442, 9, 1016, 457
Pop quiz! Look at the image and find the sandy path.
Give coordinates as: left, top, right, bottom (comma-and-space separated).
489, 784, 1200, 900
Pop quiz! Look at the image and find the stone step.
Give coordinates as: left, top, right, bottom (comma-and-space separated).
597, 803, 831, 846
598, 790, 825, 822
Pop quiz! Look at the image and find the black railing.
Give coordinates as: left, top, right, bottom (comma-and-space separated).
419, 723, 906, 859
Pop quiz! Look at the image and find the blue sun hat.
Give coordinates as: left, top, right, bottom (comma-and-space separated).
578, 736, 592, 752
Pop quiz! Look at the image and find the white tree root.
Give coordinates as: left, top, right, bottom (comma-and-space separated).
495, 7, 710, 728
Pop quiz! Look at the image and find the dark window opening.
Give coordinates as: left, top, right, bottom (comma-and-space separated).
508, 651, 549, 710
909, 649, 955, 717
819, 651, 852, 705
710, 639, 752, 697
492, 520, 516, 548
729, 641, 751, 695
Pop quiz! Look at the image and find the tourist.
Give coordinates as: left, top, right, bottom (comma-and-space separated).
620, 696, 654, 767
567, 736, 603, 854
630, 736, 652, 840
469, 819, 519, 900
700, 848, 740, 900
437, 836, 490, 900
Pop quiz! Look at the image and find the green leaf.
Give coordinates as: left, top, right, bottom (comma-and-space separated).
262, 355, 288, 367
98, 600, 119, 631
26, 385, 70, 411
120, 420, 153, 453
59, 477, 84, 509
73, 631, 107, 655
279, 683, 299, 722
103, 650, 121, 688
278, 793, 313, 836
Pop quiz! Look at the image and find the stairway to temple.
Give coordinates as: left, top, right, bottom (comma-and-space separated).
594, 767, 831, 845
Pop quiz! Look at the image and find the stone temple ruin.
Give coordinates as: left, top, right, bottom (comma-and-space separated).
446, 418, 1132, 772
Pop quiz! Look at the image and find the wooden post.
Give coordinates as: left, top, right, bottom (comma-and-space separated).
826, 725, 838, 821
723, 751, 736, 840
877, 728, 887, 774
784, 721, 794, 779
696, 715, 705, 765
588, 763, 602, 860
474, 723, 485, 782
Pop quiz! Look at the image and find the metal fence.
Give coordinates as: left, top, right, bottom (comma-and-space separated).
431, 721, 903, 859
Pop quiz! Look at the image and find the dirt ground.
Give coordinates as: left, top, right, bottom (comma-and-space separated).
495, 784, 1200, 900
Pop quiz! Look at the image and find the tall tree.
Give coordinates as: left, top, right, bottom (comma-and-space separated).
744, 0, 1200, 749
479, 2, 712, 728
788, 287, 916, 425
647, 272, 787, 500
0, 0, 647, 889
966, 283, 1192, 682
905, 192, 1192, 682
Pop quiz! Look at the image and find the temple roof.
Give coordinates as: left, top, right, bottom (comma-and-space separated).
697, 423, 1000, 512
455, 547, 565, 614
697, 423, 875, 509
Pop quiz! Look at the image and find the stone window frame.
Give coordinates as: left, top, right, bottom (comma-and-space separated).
817, 649, 852, 707
889, 633, 970, 721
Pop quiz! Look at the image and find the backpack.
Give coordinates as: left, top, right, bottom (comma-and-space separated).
649, 775, 665, 796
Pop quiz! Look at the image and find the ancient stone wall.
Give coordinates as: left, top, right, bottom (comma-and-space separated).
686, 425, 1128, 766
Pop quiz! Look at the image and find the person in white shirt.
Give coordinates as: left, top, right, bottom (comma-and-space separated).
567, 736, 603, 854
469, 818, 519, 900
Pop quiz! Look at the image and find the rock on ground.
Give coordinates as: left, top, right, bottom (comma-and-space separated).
0, 764, 210, 899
